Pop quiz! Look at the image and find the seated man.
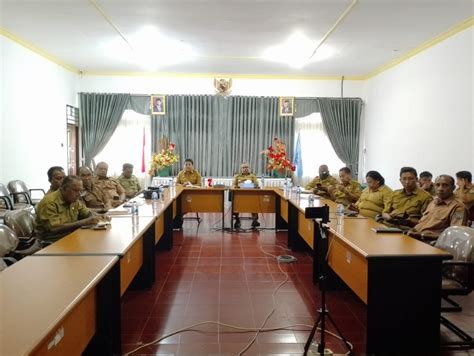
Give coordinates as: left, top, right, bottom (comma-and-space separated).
118, 163, 142, 199
94, 161, 126, 207
380, 167, 432, 229
407, 175, 468, 241
35, 175, 99, 243
46, 166, 65, 195
328, 167, 362, 206
305, 164, 337, 198
176, 159, 202, 187
454, 171, 474, 211
79, 166, 111, 212
419, 171, 436, 196
232, 162, 259, 228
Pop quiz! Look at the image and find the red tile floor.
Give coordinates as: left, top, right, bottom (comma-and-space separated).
121, 213, 474, 355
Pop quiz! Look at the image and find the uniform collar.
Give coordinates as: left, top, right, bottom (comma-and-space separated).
435, 195, 455, 205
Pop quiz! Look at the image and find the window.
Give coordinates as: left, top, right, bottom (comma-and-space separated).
294, 112, 344, 186
94, 110, 151, 184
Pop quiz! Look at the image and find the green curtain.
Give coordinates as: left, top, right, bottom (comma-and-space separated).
79, 93, 130, 167
294, 98, 320, 118
151, 95, 294, 176
317, 97, 363, 177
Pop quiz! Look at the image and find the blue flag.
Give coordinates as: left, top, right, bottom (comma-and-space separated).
294, 133, 303, 177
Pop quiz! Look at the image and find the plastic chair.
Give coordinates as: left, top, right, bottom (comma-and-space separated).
434, 226, 474, 348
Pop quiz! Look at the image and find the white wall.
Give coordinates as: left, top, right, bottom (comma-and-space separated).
362, 27, 473, 189
78, 75, 363, 98
0, 36, 79, 191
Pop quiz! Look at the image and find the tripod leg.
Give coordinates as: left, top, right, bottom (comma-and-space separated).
303, 316, 321, 355
325, 312, 353, 355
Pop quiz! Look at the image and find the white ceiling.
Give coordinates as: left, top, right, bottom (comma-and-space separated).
0, 0, 473, 77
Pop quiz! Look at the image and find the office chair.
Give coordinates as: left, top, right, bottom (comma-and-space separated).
7, 180, 45, 206
434, 226, 474, 348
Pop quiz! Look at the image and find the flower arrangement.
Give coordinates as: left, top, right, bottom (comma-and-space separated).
149, 143, 179, 175
261, 138, 296, 172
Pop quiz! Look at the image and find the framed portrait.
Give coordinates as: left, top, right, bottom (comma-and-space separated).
279, 97, 294, 116
151, 95, 166, 115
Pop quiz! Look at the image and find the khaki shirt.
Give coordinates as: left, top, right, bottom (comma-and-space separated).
383, 188, 432, 221
413, 196, 468, 238
356, 185, 392, 219
233, 173, 258, 187
305, 175, 338, 198
332, 180, 362, 206
94, 177, 125, 203
454, 186, 474, 210
422, 184, 436, 197
81, 184, 110, 210
35, 190, 90, 242
118, 174, 141, 198
176, 169, 202, 186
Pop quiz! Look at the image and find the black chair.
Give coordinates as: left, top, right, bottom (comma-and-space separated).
7, 180, 45, 206
434, 226, 474, 349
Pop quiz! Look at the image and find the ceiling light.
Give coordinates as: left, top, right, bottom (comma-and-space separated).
103, 25, 196, 70
261, 31, 333, 69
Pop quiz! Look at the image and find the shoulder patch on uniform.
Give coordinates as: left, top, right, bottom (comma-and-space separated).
454, 211, 465, 220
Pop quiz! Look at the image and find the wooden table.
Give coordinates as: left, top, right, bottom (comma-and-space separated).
34, 216, 156, 296
231, 188, 287, 230
278, 192, 452, 354
175, 187, 225, 229
0, 255, 120, 355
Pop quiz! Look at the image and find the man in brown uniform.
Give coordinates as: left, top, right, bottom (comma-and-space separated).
380, 167, 432, 229
407, 175, 468, 241
419, 171, 436, 196
328, 167, 362, 206
94, 162, 126, 207
232, 163, 260, 228
46, 166, 65, 195
118, 163, 142, 199
455, 171, 474, 210
35, 175, 99, 242
79, 166, 111, 212
305, 164, 337, 198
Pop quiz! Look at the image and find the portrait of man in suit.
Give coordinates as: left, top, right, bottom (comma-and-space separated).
151, 95, 166, 115
279, 97, 294, 116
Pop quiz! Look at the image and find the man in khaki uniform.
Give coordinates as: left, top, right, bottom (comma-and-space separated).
35, 175, 99, 242
94, 162, 126, 207
380, 167, 432, 229
46, 166, 65, 195
176, 159, 202, 187
79, 166, 111, 212
118, 163, 142, 199
455, 171, 474, 211
407, 175, 468, 241
232, 163, 260, 228
419, 171, 436, 196
305, 164, 337, 198
328, 167, 362, 206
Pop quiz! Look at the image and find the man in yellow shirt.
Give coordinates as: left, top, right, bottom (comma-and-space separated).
176, 159, 202, 187
118, 163, 142, 199
419, 171, 436, 196
380, 167, 432, 229
35, 176, 99, 242
232, 163, 259, 228
328, 167, 362, 206
305, 164, 337, 198
46, 166, 65, 195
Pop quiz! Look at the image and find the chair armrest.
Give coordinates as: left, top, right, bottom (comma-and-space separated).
29, 188, 46, 199
10, 191, 32, 205
0, 196, 13, 210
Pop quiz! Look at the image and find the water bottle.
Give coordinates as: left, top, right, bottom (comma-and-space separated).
132, 201, 138, 215
159, 186, 165, 202
261, 176, 265, 188
336, 203, 345, 226
151, 191, 158, 201
308, 194, 315, 206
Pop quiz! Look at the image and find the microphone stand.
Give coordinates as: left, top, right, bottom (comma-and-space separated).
303, 211, 352, 355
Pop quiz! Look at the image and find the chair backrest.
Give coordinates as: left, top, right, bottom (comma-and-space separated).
0, 184, 13, 209
7, 180, 31, 204
435, 226, 474, 261
3, 209, 35, 237
0, 225, 19, 257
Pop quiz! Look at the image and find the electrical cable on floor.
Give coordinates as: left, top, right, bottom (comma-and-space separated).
124, 242, 354, 355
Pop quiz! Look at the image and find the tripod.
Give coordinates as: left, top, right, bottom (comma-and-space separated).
303, 208, 353, 355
